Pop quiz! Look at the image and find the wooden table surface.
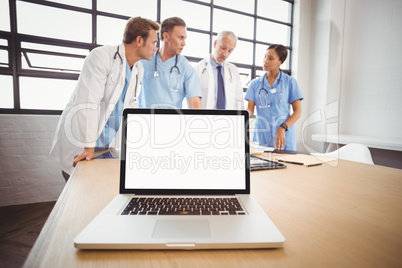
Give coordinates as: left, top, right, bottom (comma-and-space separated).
24, 157, 402, 268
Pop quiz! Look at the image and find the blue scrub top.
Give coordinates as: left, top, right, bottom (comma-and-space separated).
245, 72, 303, 151
139, 51, 202, 108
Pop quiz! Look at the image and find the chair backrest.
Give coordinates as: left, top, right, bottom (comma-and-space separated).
312, 143, 374, 165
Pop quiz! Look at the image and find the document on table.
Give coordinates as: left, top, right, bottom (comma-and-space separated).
252, 153, 336, 167
273, 154, 336, 167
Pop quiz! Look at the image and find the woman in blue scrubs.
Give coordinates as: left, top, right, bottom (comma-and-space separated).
245, 44, 303, 151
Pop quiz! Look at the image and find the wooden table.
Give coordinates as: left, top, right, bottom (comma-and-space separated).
24, 157, 402, 267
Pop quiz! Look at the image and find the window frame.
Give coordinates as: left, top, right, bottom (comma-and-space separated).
0, 0, 294, 115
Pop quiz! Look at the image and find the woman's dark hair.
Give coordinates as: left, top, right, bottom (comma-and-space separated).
268, 44, 287, 63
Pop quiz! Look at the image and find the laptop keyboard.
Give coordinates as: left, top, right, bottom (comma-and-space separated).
121, 197, 246, 216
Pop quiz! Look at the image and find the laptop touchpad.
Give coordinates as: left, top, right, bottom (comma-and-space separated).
153, 219, 211, 238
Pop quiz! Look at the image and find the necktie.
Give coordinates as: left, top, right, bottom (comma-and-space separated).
216, 65, 226, 109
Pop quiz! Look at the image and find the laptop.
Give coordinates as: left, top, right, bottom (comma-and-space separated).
250, 155, 286, 171
74, 108, 285, 250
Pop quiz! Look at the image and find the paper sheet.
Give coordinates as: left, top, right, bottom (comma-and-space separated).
252, 153, 336, 167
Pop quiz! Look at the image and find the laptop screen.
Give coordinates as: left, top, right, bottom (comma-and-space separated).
120, 109, 250, 195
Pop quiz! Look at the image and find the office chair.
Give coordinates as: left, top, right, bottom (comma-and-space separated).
312, 143, 374, 165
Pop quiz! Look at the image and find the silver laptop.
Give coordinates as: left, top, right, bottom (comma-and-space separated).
74, 108, 285, 250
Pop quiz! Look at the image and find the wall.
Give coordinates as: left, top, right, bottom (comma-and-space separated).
340, 0, 402, 138
293, 0, 346, 154
294, 0, 402, 162
0, 114, 65, 207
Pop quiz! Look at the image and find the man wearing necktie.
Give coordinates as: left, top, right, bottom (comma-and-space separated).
216, 65, 225, 109
195, 31, 244, 110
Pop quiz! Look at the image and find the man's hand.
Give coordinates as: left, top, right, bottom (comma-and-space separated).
73, 147, 95, 167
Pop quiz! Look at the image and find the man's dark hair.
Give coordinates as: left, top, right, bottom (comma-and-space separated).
160, 17, 186, 41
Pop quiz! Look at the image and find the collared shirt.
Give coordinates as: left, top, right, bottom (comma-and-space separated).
139, 51, 202, 108
209, 56, 225, 109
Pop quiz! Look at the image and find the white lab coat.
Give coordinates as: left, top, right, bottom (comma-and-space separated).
50, 44, 143, 175
194, 57, 244, 110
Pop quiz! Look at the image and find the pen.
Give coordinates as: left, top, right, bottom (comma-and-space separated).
306, 163, 323, 167
277, 159, 304, 165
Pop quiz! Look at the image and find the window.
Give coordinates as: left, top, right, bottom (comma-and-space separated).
162, 0, 210, 31
0, 39, 8, 67
213, 10, 254, 40
0, 0, 294, 114
0, 75, 13, 108
20, 77, 76, 110
97, 0, 157, 19
97, 16, 128, 46
0, 0, 10, 32
17, 1, 92, 43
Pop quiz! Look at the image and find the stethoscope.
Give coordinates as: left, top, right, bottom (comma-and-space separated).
201, 61, 234, 81
259, 71, 282, 108
114, 46, 123, 64
113, 46, 139, 105
154, 49, 180, 92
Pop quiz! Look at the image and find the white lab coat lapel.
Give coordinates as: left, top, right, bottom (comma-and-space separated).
223, 61, 234, 109
97, 44, 127, 148
124, 61, 143, 109
199, 58, 215, 109
104, 43, 126, 122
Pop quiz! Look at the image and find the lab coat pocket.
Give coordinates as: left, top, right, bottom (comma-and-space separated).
109, 68, 121, 84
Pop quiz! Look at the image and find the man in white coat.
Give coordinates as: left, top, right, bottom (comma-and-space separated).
50, 17, 159, 181
194, 31, 244, 110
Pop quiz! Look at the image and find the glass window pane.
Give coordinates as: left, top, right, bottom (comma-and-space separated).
255, 44, 289, 70
213, 9, 254, 40
0, 49, 8, 67
238, 67, 251, 110
20, 43, 88, 73
0, 0, 10, 31
214, 0, 254, 14
97, 16, 128, 46
0, 39, 7, 46
97, 0, 157, 20
20, 77, 76, 110
256, 19, 290, 46
255, 44, 266, 68
21, 52, 84, 73
181, 31, 210, 59
0, 75, 13, 108
237, 67, 252, 89
161, 0, 210, 31
282, 49, 290, 70
21, 42, 89, 56
256, 69, 265, 78
257, 0, 291, 23
17, 2, 91, 43
44, 0, 91, 9
228, 40, 253, 65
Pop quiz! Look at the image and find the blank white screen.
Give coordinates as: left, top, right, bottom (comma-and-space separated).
125, 113, 246, 190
